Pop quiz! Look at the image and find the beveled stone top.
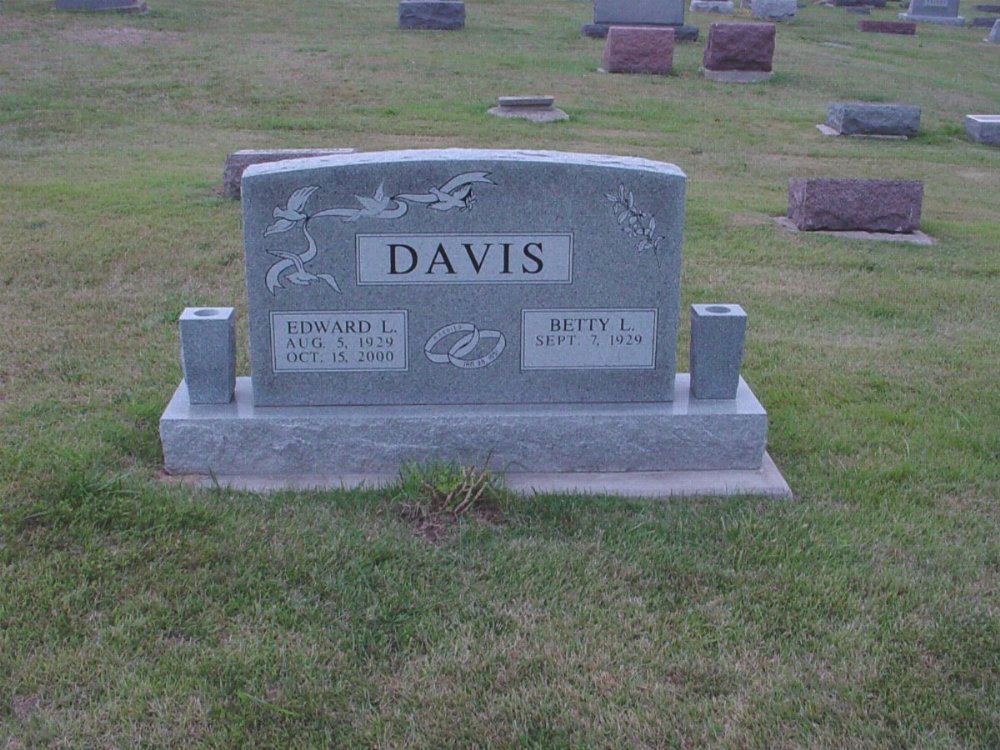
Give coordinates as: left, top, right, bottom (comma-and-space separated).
497, 96, 555, 108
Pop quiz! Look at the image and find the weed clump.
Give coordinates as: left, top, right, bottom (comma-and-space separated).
393, 459, 505, 541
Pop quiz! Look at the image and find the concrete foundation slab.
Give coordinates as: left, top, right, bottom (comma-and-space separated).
774, 216, 936, 244
702, 68, 773, 82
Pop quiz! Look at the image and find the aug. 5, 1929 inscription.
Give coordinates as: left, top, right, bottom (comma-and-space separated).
242, 150, 686, 406
270, 311, 408, 372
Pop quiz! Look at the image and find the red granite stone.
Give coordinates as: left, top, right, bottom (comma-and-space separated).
857, 19, 917, 33
787, 178, 924, 232
701, 22, 776, 72
602, 25, 675, 74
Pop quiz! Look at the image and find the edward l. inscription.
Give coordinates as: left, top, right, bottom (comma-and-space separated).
241, 150, 685, 406
270, 311, 408, 372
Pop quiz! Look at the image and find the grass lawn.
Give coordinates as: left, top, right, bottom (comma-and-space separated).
1, 0, 998, 746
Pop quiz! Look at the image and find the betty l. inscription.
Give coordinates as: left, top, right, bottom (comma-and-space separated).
357, 234, 573, 284
521, 309, 657, 369
270, 311, 408, 372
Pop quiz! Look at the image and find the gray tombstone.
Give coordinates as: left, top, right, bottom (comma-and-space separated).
986, 18, 1000, 38
964, 114, 1000, 145
824, 102, 921, 137
398, 0, 465, 29
238, 150, 685, 407
594, 0, 685, 23
899, 0, 965, 24
752, 0, 797, 20
160, 149, 786, 495
583, 0, 699, 40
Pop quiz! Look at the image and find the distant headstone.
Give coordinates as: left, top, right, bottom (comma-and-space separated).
964, 114, 1000, 145
582, 0, 699, 41
160, 149, 786, 496
822, 102, 921, 137
787, 178, 923, 232
752, 0, 797, 20
601, 25, 675, 73
701, 23, 776, 82
223, 149, 356, 199
689, 0, 736, 13
899, 0, 965, 25
487, 96, 569, 122
847, 6, 872, 13
595, 0, 684, 23
974, 2, 1000, 9
986, 17, 1000, 36
858, 18, 917, 30
971, 15, 999, 23
398, 0, 465, 29
53, 0, 146, 10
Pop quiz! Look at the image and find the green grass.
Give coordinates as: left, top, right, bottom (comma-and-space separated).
1, 0, 999, 746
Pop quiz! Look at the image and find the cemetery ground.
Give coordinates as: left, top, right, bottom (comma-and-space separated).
0, 0, 998, 746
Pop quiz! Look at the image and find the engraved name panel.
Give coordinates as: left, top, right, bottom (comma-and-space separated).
521, 308, 658, 369
356, 233, 573, 284
270, 311, 408, 372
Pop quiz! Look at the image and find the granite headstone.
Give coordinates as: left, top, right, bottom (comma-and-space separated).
239, 150, 685, 407
787, 178, 923, 232
899, 0, 965, 24
160, 149, 787, 495
964, 114, 1000, 145
583, 0, 699, 40
824, 102, 921, 137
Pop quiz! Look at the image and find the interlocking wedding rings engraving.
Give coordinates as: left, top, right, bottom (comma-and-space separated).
424, 323, 506, 369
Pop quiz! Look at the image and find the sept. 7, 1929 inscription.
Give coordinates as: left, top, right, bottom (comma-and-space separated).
521, 309, 657, 369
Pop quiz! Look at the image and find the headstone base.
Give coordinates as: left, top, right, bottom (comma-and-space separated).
165, 452, 792, 499
486, 105, 569, 122
160, 375, 771, 476
773, 216, 936, 244
816, 124, 908, 139
689, 0, 736, 13
582, 23, 700, 40
898, 12, 966, 23
53, 0, 146, 10
701, 68, 773, 82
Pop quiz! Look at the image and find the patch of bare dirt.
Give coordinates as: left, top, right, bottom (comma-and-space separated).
60, 27, 180, 48
400, 505, 504, 545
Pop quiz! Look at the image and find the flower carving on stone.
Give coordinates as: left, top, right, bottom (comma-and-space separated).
606, 184, 664, 260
